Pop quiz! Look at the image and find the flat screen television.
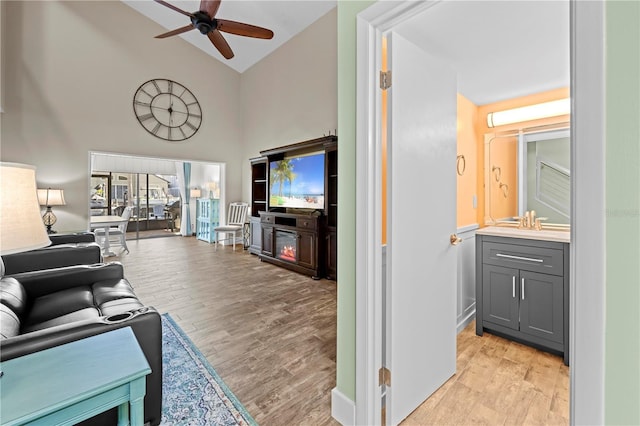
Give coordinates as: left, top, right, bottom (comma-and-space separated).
269, 152, 325, 210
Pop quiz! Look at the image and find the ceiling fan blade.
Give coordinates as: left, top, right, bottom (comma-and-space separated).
153, 0, 194, 18
200, 0, 221, 18
155, 24, 196, 39
207, 29, 234, 59
217, 19, 274, 39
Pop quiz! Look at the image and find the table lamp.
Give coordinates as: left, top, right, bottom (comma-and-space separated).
37, 188, 66, 234
190, 188, 201, 199
0, 162, 51, 276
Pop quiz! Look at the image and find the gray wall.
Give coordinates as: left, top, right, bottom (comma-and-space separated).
1, 1, 337, 234
1, 1, 242, 232
239, 8, 337, 202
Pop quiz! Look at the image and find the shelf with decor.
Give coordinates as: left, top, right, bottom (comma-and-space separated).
249, 157, 268, 254
196, 198, 220, 243
325, 146, 338, 279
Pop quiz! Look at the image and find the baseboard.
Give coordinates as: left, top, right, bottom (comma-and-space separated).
331, 387, 355, 425
457, 304, 476, 334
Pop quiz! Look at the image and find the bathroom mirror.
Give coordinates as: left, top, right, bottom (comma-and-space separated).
485, 127, 571, 227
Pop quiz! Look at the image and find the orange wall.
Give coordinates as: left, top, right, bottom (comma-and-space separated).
457, 94, 479, 227
486, 134, 518, 221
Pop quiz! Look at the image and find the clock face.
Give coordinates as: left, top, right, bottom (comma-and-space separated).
133, 79, 202, 142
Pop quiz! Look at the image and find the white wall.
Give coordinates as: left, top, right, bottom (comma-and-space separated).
1, 1, 242, 232
239, 8, 337, 202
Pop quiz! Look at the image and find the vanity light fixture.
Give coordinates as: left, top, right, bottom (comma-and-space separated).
487, 98, 570, 128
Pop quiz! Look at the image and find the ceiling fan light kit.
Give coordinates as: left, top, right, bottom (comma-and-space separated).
153, 0, 274, 60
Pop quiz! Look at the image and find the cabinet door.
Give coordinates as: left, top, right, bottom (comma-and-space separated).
483, 265, 520, 331
261, 226, 273, 256
519, 270, 564, 343
297, 231, 316, 269
249, 218, 262, 253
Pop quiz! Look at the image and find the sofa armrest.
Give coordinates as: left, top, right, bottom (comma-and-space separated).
1, 243, 102, 275
10, 263, 125, 299
49, 232, 96, 244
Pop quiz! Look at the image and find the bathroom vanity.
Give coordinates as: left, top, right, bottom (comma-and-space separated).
475, 226, 570, 365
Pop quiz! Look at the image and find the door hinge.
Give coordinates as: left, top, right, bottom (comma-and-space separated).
379, 366, 391, 387
380, 70, 392, 90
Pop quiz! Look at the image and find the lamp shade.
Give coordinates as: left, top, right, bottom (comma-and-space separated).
207, 181, 219, 199
0, 163, 51, 255
190, 188, 201, 198
37, 188, 66, 206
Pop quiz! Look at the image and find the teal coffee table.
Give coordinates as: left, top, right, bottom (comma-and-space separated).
0, 327, 151, 425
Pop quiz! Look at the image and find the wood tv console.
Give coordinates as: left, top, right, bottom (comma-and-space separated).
249, 135, 337, 279
259, 211, 325, 279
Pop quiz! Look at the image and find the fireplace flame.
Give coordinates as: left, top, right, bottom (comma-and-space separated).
279, 245, 296, 262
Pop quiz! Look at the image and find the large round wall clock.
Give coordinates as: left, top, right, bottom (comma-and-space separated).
133, 78, 202, 142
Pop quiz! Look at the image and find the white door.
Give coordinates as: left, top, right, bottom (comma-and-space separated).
385, 31, 458, 425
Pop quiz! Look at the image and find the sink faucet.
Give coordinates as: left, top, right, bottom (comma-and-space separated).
516, 210, 547, 230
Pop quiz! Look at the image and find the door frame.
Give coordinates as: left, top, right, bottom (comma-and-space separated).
354, 1, 606, 425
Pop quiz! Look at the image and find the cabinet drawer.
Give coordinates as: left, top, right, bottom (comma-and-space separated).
296, 218, 317, 230
483, 242, 563, 276
260, 214, 274, 225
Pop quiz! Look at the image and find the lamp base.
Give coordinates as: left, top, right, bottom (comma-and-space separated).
42, 208, 57, 234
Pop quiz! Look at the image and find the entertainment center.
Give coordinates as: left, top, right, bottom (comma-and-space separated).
249, 135, 337, 280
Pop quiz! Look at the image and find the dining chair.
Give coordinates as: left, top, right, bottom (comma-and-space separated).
213, 202, 248, 251
94, 206, 132, 254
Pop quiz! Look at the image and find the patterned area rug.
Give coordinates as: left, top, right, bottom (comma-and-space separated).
161, 314, 257, 426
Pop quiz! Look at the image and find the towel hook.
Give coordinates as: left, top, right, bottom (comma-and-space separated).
456, 155, 466, 176
492, 166, 501, 182
500, 182, 509, 198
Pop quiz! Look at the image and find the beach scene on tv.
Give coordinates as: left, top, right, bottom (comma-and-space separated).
270, 153, 325, 210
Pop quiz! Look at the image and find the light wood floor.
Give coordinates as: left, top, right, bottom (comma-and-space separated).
402, 324, 569, 425
112, 237, 568, 425
116, 237, 338, 425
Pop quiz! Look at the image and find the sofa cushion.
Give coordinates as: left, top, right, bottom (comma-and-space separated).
0, 277, 28, 316
22, 307, 101, 334
25, 286, 94, 326
1, 303, 20, 339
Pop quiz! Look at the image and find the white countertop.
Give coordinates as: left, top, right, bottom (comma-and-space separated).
477, 225, 570, 243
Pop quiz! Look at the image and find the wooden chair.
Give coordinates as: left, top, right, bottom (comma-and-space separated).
213, 202, 248, 251
94, 206, 132, 254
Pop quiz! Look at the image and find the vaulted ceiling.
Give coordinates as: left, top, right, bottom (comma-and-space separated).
122, 0, 337, 73
123, 1, 569, 105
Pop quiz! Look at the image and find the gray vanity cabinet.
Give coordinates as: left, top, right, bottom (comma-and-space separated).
476, 234, 569, 365
482, 264, 520, 330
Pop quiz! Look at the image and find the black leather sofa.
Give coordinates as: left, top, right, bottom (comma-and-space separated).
0, 262, 162, 426
1, 232, 102, 275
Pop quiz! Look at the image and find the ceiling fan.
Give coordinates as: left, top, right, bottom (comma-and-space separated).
153, 0, 274, 60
